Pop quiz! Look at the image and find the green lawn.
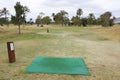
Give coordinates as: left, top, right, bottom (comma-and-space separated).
0, 25, 120, 80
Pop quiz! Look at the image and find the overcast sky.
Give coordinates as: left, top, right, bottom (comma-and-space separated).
0, 0, 120, 21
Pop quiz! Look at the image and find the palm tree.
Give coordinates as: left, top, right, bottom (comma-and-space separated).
89, 13, 95, 19
76, 8, 83, 26
76, 8, 83, 19
1, 8, 9, 21
52, 13, 55, 22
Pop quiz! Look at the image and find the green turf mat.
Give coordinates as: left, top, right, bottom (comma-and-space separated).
25, 57, 90, 75
52, 32, 63, 34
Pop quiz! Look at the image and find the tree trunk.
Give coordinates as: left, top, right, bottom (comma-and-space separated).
62, 20, 64, 26
18, 24, 21, 34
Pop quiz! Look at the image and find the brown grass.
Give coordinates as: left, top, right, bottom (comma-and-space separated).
0, 25, 120, 80
91, 25, 120, 42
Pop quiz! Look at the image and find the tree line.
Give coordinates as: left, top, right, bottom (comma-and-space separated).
0, 2, 116, 34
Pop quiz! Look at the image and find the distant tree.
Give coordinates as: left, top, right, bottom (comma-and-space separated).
39, 12, 44, 27
29, 18, 33, 25
109, 19, 113, 26
1, 8, 9, 21
11, 2, 23, 34
0, 9, 3, 17
87, 13, 95, 25
54, 10, 68, 26
11, 2, 29, 34
42, 16, 51, 24
81, 18, 87, 27
76, 8, 83, 18
76, 8, 83, 26
35, 15, 42, 27
22, 6, 30, 25
0, 18, 6, 26
100, 11, 112, 27
60, 10, 68, 26
109, 16, 116, 26
0, 8, 9, 25
39, 12, 44, 17
54, 13, 61, 24
71, 16, 79, 25
113, 16, 116, 20
64, 17, 69, 26
94, 18, 101, 25
52, 13, 55, 22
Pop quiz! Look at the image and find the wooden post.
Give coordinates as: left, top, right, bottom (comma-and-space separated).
7, 42, 16, 63
47, 28, 49, 33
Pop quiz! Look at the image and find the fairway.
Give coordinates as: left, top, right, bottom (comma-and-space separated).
0, 25, 120, 80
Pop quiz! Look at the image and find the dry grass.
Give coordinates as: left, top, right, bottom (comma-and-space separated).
0, 25, 120, 80
91, 25, 120, 42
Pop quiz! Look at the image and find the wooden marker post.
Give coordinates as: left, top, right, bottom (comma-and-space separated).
47, 28, 49, 33
7, 42, 16, 63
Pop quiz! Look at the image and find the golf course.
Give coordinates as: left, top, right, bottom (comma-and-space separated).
0, 24, 120, 80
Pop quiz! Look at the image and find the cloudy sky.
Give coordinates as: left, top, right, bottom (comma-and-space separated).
0, 0, 120, 21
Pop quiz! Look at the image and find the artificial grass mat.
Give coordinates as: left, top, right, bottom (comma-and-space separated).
51, 32, 64, 34
25, 57, 90, 75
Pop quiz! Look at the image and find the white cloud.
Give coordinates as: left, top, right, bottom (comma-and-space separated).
0, 0, 120, 21
89, 0, 120, 10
